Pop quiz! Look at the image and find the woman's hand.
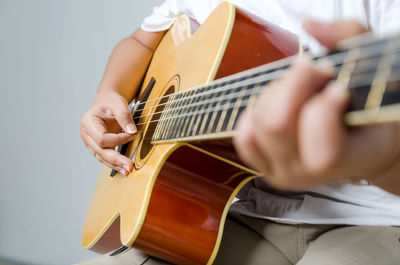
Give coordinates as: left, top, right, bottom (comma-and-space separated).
233, 20, 400, 191
80, 90, 136, 176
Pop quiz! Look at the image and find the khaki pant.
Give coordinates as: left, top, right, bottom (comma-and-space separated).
76, 213, 400, 265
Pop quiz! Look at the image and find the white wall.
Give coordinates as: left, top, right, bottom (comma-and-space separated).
0, 1, 161, 264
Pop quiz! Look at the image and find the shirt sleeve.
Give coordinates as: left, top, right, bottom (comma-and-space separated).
141, 0, 182, 32
140, 0, 222, 32
368, 0, 400, 36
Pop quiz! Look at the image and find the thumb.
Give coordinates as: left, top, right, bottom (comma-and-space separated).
303, 19, 368, 50
110, 98, 137, 134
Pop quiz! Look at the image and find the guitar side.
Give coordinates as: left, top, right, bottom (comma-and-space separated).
82, 2, 300, 265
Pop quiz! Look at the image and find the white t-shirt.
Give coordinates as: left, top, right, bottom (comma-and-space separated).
140, 0, 400, 225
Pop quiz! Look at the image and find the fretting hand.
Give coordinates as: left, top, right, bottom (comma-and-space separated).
233, 20, 400, 192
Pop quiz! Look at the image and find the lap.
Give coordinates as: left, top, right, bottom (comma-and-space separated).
297, 226, 400, 265
75, 214, 400, 265
75, 215, 291, 265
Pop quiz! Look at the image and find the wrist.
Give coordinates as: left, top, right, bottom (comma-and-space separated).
368, 124, 400, 195
370, 160, 400, 195
93, 89, 128, 107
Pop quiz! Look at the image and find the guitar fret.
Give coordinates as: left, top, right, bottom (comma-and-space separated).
187, 90, 205, 136
226, 85, 246, 131
202, 91, 220, 134
170, 93, 186, 139
153, 110, 161, 140
179, 90, 200, 137
159, 95, 170, 140
175, 92, 189, 138
156, 94, 173, 140
155, 97, 167, 141
197, 85, 216, 136
151, 34, 400, 142
210, 110, 222, 133
193, 106, 207, 136
180, 90, 197, 137
336, 48, 360, 87
381, 67, 400, 105
166, 94, 179, 139
217, 83, 244, 133
215, 86, 231, 133
234, 91, 252, 129
365, 50, 397, 110
192, 88, 209, 136
191, 88, 209, 136
209, 81, 238, 133
179, 109, 191, 138
207, 88, 225, 133
154, 117, 162, 140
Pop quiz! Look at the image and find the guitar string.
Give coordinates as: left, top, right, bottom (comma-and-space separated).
129, 38, 400, 115
130, 48, 400, 125
132, 34, 400, 112
138, 85, 400, 142
132, 54, 400, 123
138, 98, 256, 141
132, 63, 400, 142
109, 37, 400, 141
131, 51, 367, 114
136, 71, 400, 141
110, 36, 400, 146
137, 74, 400, 142
133, 60, 400, 124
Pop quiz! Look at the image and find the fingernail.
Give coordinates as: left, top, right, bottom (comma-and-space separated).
105, 108, 112, 115
120, 169, 127, 176
126, 124, 137, 134
123, 165, 130, 173
325, 82, 349, 99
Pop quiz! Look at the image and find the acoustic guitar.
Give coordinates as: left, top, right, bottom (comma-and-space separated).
82, 2, 400, 265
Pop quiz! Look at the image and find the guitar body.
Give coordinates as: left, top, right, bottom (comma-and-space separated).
82, 2, 300, 265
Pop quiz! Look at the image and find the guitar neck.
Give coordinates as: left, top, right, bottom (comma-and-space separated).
151, 32, 400, 143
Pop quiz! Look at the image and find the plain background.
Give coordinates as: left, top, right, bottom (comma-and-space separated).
0, 0, 162, 264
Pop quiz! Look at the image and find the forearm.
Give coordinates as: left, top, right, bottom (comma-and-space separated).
98, 29, 166, 101
371, 155, 400, 196
365, 124, 400, 195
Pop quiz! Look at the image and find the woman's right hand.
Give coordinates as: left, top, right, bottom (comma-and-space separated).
80, 90, 137, 176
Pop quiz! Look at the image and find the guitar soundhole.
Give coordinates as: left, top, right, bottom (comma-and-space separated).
139, 85, 175, 161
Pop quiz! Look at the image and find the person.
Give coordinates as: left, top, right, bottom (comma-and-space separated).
79, 0, 400, 264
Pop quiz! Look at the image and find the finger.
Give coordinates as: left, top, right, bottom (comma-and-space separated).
251, 57, 331, 163
90, 122, 135, 148
299, 82, 349, 177
85, 112, 135, 148
87, 145, 96, 156
258, 57, 332, 135
303, 19, 368, 50
85, 134, 133, 174
98, 132, 136, 148
234, 109, 272, 175
109, 100, 137, 134
96, 154, 128, 176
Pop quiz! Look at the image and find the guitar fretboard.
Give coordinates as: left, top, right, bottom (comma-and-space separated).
149, 33, 400, 143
